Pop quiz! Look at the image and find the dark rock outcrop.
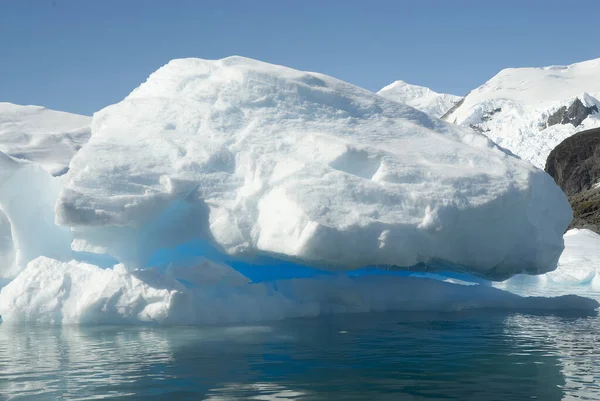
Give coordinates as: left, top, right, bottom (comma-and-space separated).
568, 187, 600, 232
545, 127, 600, 233
546, 98, 598, 128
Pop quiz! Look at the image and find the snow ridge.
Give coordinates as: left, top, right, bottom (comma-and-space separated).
443, 58, 600, 168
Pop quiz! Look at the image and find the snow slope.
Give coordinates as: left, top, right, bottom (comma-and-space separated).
0, 103, 90, 175
495, 229, 600, 300
377, 80, 461, 118
443, 58, 600, 168
54, 56, 571, 280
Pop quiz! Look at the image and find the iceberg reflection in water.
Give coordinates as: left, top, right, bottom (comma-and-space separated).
0, 310, 598, 400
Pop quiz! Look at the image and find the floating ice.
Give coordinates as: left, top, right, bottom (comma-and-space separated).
0, 256, 596, 325
0, 102, 90, 176
495, 229, 600, 300
55, 56, 570, 280
0, 153, 71, 278
0, 57, 590, 325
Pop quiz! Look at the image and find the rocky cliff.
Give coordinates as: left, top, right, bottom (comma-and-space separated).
546, 127, 600, 233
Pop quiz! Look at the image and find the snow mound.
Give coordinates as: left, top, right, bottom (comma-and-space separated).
0, 103, 90, 175
55, 56, 571, 280
495, 229, 600, 300
0, 256, 596, 325
443, 58, 600, 168
378, 80, 461, 118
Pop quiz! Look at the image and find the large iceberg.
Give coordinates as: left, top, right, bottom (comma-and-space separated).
0, 56, 591, 325
55, 56, 570, 279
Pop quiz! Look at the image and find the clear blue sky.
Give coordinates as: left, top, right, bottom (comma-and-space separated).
2, 0, 599, 116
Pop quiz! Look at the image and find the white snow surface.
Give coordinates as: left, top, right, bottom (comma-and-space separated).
443, 58, 600, 168
378, 80, 461, 118
0, 103, 90, 175
495, 229, 600, 300
53, 56, 572, 279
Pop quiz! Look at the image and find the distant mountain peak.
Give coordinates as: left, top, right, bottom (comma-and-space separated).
443, 58, 600, 168
377, 80, 461, 118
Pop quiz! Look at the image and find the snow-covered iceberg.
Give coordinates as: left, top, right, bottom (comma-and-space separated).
55, 56, 570, 280
0, 56, 591, 325
0, 102, 90, 176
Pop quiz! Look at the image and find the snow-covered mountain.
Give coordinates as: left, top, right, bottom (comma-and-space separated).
377, 80, 461, 118
0, 102, 90, 175
443, 58, 600, 168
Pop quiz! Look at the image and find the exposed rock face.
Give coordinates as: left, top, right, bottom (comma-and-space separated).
547, 98, 599, 128
568, 187, 600, 232
545, 127, 600, 233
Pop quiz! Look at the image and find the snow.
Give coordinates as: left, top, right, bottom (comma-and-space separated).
55, 56, 571, 280
0, 256, 596, 325
443, 58, 600, 168
0, 103, 90, 176
495, 229, 600, 300
378, 80, 461, 118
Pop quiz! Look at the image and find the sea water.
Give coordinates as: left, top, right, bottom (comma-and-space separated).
1, 309, 599, 400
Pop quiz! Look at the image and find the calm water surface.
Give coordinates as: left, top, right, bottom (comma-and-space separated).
0, 311, 599, 400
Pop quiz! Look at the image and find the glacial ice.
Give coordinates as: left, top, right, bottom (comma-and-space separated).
495, 229, 600, 299
0, 256, 597, 325
55, 56, 570, 279
0, 56, 594, 325
0, 153, 71, 278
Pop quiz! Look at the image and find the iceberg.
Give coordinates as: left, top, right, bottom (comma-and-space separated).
0, 153, 71, 278
0, 256, 596, 325
0, 102, 90, 176
0, 56, 591, 325
55, 56, 570, 279
495, 229, 600, 299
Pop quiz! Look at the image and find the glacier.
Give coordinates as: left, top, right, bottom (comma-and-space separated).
443, 58, 600, 168
0, 56, 595, 325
